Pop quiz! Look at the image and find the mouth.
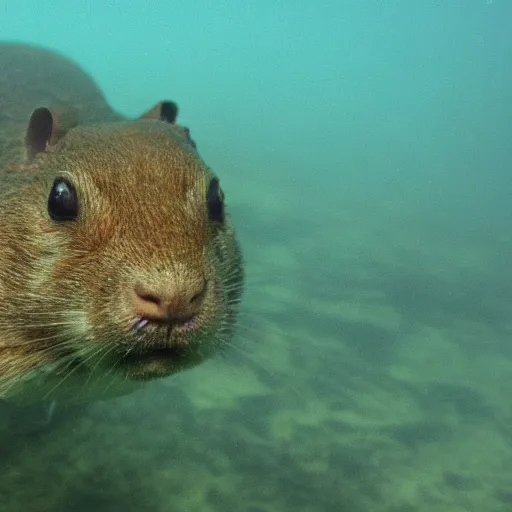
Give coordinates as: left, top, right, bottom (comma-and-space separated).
120, 345, 208, 381
131, 314, 198, 334
117, 316, 210, 380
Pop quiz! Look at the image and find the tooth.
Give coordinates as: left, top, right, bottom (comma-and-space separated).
133, 317, 149, 331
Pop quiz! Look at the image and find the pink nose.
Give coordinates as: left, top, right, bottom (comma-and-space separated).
132, 279, 207, 322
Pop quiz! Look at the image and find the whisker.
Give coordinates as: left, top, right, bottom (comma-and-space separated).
41, 341, 109, 400
100, 349, 134, 396
84, 344, 117, 388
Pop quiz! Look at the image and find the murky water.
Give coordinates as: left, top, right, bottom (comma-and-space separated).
1, 1, 511, 510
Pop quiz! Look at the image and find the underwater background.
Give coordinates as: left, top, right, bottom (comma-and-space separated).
1, 0, 511, 510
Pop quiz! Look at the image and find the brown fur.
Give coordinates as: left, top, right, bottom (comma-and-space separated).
0, 43, 243, 403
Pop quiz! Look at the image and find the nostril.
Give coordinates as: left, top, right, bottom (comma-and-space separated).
189, 279, 207, 305
133, 283, 166, 319
189, 291, 201, 304
139, 293, 161, 305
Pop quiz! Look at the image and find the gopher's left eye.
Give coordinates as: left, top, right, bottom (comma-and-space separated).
207, 178, 224, 223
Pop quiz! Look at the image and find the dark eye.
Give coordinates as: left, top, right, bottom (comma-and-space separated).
47, 177, 78, 221
207, 178, 224, 223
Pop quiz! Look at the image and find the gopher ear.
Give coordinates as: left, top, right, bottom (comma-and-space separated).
25, 106, 78, 160
140, 101, 178, 124
26, 107, 54, 159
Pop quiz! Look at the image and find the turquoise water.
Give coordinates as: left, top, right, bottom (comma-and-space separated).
1, 1, 512, 510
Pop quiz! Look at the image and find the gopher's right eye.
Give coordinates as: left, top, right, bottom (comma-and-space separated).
48, 177, 78, 221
